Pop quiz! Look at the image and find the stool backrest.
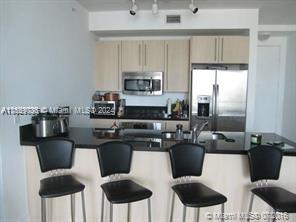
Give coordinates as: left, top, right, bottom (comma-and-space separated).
36, 138, 75, 172
96, 141, 133, 177
169, 143, 205, 179
248, 145, 283, 182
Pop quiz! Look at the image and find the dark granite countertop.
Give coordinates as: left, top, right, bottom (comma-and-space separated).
89, 115, 189, 121
20, 124, 296, 155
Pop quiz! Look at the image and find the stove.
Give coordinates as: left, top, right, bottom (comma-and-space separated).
125, 106, 166, 119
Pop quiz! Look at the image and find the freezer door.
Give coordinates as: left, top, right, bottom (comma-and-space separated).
191, 69, 216, 115
216, 70, 248, 131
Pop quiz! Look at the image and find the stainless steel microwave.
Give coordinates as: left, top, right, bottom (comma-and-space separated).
122, 72, 163, 95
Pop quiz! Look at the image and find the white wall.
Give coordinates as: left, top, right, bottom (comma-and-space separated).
282, 34, 296, 142
0, 0, 95, 221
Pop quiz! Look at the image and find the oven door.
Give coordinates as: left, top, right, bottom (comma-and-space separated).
122, 72, 163, 95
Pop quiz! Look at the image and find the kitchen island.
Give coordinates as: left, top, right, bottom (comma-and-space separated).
20, 125, 296, 221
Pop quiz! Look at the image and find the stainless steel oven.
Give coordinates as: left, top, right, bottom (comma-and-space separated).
122, 72, 163, 95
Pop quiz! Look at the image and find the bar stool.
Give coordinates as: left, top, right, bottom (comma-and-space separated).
247, 145, 296, 222
35, 138, 86, 222
168, 143, 227, 222
96, 141, 152, 222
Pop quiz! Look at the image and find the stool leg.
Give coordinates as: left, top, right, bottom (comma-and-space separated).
196, 208, 200, 222
127, 203, 131, 222
41, 198, 46, 222
81, 191, 86, 222
101, 190, 105, 222
71, 194, 75, 222
221, 204, 225, 222
182, 206, 186, 222
169, 192, 175, 222
110, 202, 113, 222
147, 198, 151, 222
247, 193, 254, 222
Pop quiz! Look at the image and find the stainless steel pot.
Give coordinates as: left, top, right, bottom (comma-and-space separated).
31, 113, 59, 138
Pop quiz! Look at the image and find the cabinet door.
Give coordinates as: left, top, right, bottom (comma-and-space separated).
121, 40, 143, 72
219, 36, 249, 64
190, 36, 218, 63
95, 41, 121, 91
165, 40, 189, 92
165, 121, 189, 131
143, 40, 165, 71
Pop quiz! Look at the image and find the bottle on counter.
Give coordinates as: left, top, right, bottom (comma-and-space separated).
167, 98, 172, 116
175, 124, 184, 140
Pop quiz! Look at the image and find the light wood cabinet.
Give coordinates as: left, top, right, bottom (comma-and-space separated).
219, 36, 249, 64
190, 36, 249, 64
95, 41, 121, 91
143, 40, 165, 71
121, 40, 143, 72
165, 121, 190, 131
190, 36, 218, 63
165, 40, 189, 92
121, 40, 165, 72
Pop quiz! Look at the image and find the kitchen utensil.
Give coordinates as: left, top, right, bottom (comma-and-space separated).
104, 92, 119, 101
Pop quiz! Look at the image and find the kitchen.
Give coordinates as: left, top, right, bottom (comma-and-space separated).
1, 0, 296, 222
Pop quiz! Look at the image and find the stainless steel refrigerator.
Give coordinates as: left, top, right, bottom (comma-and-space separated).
191, 66, 248, 132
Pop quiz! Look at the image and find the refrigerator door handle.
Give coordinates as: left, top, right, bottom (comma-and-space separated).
216, 84, 219, 116
212, 84, 216, 117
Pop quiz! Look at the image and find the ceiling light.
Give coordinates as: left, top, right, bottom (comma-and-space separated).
152, 0, 159, 15
189, 0, 198, 14
130, 0, 138, 16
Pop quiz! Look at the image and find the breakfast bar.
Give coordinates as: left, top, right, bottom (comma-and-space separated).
20, 125, 296, 222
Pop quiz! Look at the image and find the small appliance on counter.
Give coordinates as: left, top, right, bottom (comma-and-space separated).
31, 112, 69, 138
91, 92, 120, 117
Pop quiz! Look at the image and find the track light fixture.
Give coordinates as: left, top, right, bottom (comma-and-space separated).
130, 0, 138, 16
152, 0, 159, 14
189, 0, 198, 14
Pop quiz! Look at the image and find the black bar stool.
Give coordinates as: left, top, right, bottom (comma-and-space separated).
168, 143, 227, 222
247, 145, 296, 222
35, 138, 86, 222
96, 141, 152, 222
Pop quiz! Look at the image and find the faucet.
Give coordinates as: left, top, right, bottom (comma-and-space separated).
191, 121, 209, 143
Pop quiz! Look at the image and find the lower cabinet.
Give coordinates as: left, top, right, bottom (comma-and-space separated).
165, 121, 190, 131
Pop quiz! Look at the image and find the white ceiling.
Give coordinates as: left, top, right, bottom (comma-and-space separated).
77, 0, 296, 24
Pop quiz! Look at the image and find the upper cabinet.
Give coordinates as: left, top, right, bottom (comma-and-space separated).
190, 36, 218, 64
121, 40, 165, 72
95, 41, 121, 91
121, 40, 143, 72
190, 36, 249, 64
165, 40, 190, 92
219, 36, 249, 64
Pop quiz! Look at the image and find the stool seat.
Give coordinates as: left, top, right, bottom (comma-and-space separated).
252, 187, 296, 213
172, 182, 227, 208
101, 179, 152, 204
39, 175, 85, 198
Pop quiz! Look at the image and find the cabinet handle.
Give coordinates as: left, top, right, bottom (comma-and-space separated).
221, 38, 224, 61
214, 38, 217, 61
166, 43, 169, 90
117, 44, 120, 90
145, 44, 147, 66
139, 44, 141, 66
